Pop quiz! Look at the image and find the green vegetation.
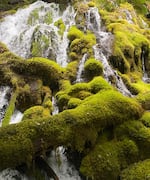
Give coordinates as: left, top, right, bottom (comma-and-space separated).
121, 159, 150, 180
2, 91, 17, 127
0, 0, 150, 178
84, 58, 103, 80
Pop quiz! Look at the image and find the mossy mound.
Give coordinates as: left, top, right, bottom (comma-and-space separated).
22, 105, 51, 121
80, 142, 120, 180
9, 57, 65, 90
84, 58, 103, 80
100, 3, 150, 76
140, 111, 150, 127
136, 91, 150, 110
68, 26, 96, 61
56, 76, 112, 111
121, 159, 150, 180
115, 120, 150, 159
80, 138, 139, 180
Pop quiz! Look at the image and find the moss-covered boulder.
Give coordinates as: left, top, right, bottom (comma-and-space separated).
121, 159, 150, 180
0, 89, 143, 170
84, 58, 103, 80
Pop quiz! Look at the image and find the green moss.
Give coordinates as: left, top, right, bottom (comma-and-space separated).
68, 83, 90, 97
67, 26, 84, 41
65, 61, 78, 82
115, 120, 150, 159
136, 91, 150, 110
9, 57, 65, 90
67, 98, 82, 109
2, 91, 17, 127
54, 18, 66, 36
89, 76, 112, 93
84, 58, 103, 80
80, 141, 120, 180
22, 106, 51, 121
121, 159, 150, 180
68, 27, 96, 60
0, 42, 9, 54
27, 8, 39, 25
44, 11, 53, 25
140, 111, 150, 127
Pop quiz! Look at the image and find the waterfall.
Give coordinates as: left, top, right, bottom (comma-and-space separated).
76, 54, 88, 83
142, 50, 150, 83
10, 110, 23, 124
47, 97, 81, 179
0, 86, 11, 126
47, 147, 81, 180
86, 7, 132, 96
0, 1, 76, 67
0, 168, 28, 180
52, 96, 59, 115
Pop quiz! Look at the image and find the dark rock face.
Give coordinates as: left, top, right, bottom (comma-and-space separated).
147, 13, 150, 18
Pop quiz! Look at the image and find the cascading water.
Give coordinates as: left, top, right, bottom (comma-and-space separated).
142, 50, 150, 83
76, 54, 88, 83
0, 86, 11, 126
0, 168, 28, 180
47, 97, 82, 180
10, 110, 23, 124
0, 0, 76, 67
86, 7, 132, 96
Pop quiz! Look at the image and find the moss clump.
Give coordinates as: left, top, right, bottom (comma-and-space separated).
140, 111, 150, 128
68, 26, 96, 60
67, 26, 84, 42
22, 106, 51, 121
65, 61, 78, 82
115, 120, 150, 159
136, 91, 150, 110
89, 76, 112, 93
67, 98, 82, 109
80, 137, 139, 179
0, 42, 8, 54
9, 57, 65, 90
80, 142, 120, 180
84, 58, 103, 80
121, 159, 150, 180
54, 18, 66, 36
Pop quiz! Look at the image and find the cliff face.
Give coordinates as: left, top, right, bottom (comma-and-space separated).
0, 0, 150, 179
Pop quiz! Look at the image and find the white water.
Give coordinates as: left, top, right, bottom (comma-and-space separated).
0, 1, 76, 67
10, 110, 23, 124
49, 97, 81, 179
76, 54, 88, 83
0, 168, 28, 180
142, 50, 150, 83
48, 147, 81, 180
86, 7, 132, 96
52, 96, 59, 115
0, 86, 10, 126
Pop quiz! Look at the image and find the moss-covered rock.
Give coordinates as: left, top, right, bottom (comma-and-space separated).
140, 111, 150, 127
115, 120, 150, 159
121, 159, 150, 180
22, 105, 51, 121
84, 58, 103, 80
9, 57, 65, 90
136, 91, 150, 110
80, 142, 120, 180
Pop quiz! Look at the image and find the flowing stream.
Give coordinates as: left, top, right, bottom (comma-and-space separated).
0, 86, 11, 126
47, 97, 81, 180
85, 7, 132, 96
76, 54, 88, 83
0, 0, 76, 67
